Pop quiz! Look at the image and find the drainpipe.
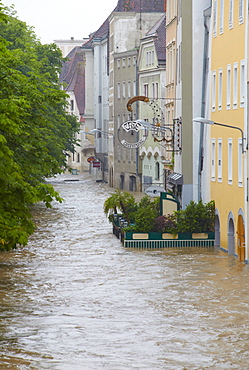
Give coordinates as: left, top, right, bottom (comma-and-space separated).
198, 6, 211, 201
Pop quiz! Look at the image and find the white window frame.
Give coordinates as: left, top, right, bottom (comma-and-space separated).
228, 138, 233, 185
238, 138, 243, 186
152, 82, 155, 99
213, 0, 217, 37
240, 60, 245, 107
211, 139, 216, 181
212, 71, 216, 111
151, 50, 155, 66
117, 82, 121, 99
117, 59, 121, 69
155, 82, 159, 99
239, 0, 244, 24
226, 64, 231, 109
218, 138, 222, 182
220, 0, 224, 34
127, 80, 131, 98
122, 81, 126, 98
127, 57, 131, 67
144, 83, 148, 97
122, 58, 126, 68
218, 68, 223, 110
133, 80, 136, 96
229, 0, 234, 29
233, 62, 238, 109
146, 51, 149, 66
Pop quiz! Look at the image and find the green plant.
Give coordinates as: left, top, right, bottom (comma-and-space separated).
175, 200, 215, 233
103, 189, 137, 223
125, 196, 160, 232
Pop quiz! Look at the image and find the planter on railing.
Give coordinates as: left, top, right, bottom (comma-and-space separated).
123, 231, 215, 249
111, 214, 215, 249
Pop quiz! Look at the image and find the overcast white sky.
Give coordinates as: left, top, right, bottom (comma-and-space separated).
2, 0, 117, 44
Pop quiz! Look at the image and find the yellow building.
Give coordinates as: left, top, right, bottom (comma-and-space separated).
210, 0, 247, 260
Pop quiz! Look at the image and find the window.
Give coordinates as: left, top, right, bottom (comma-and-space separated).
70, 99, 74, 112
122, 82, 126, 98
240, 60, 245, 107
128, 57, 131, 67
229, 0, 234, 29
146, 51, 149, 66
218, 68, 222, 110
228, 139, 233, 184
127, 81, 131, 98
133, 56, 136, 66
239, 0, 244, 24
143, 83, 148, 97
226, 64, 231, 109
218, 139, 222, 182
155, 162, 160, 181
220, 0, 224, 33
211, 139, 216, 181
117, 83, 121, 99
213, 0, 217, 37
133, 81, 136, 96
212, 71, 216, 111
233, 62, 238, 108
117, 59, 121, 68
148, 51, 151, 66
152, 83, 155, 99
151, 50, 155, 66
238, 139, 243, 186
155, 83, 159, 99
122, 58, 126, 67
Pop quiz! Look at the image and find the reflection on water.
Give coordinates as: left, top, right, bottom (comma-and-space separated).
0, 174, 249, 369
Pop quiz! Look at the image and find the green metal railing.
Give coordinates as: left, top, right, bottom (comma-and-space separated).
124, 238, 214, 249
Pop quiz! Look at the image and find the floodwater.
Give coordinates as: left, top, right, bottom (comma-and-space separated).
1, 174, 249, 370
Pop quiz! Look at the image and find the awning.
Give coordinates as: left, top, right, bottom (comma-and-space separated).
166, 172, 183, 185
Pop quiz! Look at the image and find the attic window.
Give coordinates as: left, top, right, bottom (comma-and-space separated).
70, 99, 74, 111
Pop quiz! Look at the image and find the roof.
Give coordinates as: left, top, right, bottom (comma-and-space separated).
115, 0, 165, 12
60, 47, 85, 115
142, 15, 166, 65
153, 15, 166, 64
82, 18, 109, 49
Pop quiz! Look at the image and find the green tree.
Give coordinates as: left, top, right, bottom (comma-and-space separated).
0, 4, 79, 250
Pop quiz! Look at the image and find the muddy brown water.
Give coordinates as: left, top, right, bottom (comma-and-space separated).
0, 174, 249, 369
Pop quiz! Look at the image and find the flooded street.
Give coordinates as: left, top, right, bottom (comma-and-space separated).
1, 174, 249, 369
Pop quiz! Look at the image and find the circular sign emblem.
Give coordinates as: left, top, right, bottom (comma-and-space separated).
87, 156, 95, 163
118, 120, 147, 149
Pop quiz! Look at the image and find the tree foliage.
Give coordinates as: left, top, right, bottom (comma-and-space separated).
0, 4, 79, 250
154, 200, 215, 233
104, 189, 137, 223
104, 191, 160, 232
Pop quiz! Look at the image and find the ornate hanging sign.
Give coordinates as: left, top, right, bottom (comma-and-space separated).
118, 120, 147, 149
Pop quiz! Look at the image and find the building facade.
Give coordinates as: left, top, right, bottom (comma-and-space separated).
108, 0, 166, 189
138, 15, 167, 192
208, 0, 247, 260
